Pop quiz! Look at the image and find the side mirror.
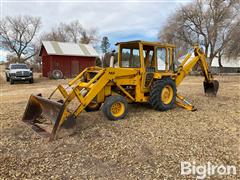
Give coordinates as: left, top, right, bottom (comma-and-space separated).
30, 67, 33, 71
5, 67, 9, 70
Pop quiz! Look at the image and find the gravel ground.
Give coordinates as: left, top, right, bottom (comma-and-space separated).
0, 71, 239, 179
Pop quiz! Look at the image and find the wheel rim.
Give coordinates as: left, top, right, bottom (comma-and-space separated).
88, 102, 98, 108
161, 85, 174, 104
111, 102, 125, 117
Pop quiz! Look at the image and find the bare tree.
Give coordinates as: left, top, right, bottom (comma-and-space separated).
0, 15, 41, 62
64, 20, 83, 43
41, 20, 98, 45
158, 16, 192, 60
80, 28, 98, 44
225, 20, 240, 59
41, 25, 68, 42
159, 0, 240, 66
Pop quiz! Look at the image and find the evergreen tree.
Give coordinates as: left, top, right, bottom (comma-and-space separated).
100, 36, 110, 54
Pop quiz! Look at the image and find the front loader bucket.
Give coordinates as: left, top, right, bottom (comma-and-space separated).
22, 94, 75, 140
203, 80, 219, 96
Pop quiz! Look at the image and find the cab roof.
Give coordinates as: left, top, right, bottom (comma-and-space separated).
115, 40, 175, 48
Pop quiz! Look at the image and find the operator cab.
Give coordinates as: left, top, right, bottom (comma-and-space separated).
116, 40, 176, 72
116, 40, 176, 89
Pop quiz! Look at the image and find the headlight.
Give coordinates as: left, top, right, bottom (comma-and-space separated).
30, 71, 33, 75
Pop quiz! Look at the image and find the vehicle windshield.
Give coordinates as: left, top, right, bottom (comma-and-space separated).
120, 43, 141, 68
11, 64, 28, 69
121, 48, 140, 68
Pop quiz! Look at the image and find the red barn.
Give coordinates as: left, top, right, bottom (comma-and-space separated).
39, 41, 99, 78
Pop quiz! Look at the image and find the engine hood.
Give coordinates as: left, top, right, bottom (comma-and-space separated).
10, 69, 32, 73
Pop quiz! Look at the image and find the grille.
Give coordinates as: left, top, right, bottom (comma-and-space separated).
16, 71, 30, 77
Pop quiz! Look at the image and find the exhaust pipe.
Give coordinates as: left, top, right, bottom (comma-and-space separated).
109, 50, 115, 67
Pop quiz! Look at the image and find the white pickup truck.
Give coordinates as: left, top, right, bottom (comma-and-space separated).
5, 63, 34, 84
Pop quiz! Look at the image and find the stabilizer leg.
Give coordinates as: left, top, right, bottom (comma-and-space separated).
175, 94, 197, 111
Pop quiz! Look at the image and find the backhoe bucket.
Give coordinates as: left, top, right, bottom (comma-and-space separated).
203, 80, 219, 96
22, 94, 75, 140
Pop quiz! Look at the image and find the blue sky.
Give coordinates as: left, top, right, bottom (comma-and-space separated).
0, 0, 192, 61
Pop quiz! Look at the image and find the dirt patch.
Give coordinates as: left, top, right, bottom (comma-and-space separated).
0, 73, 239, 179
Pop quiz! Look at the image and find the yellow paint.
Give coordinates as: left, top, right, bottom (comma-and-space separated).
40, 40, 217, 139
111, 102, 125, 117
161, 85, 174, 104
175, 94, 196, 111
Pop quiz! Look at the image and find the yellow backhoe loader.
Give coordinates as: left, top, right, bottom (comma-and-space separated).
22, 41, 219, 140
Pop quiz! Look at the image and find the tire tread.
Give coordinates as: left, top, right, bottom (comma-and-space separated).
102, 95, 128, 121
149, 78, 176, 111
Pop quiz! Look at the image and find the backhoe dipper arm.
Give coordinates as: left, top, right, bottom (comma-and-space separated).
175, 45, 219, 95
174, 45, 219, 111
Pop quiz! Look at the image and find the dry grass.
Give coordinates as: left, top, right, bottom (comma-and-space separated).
0, 71, 239, 179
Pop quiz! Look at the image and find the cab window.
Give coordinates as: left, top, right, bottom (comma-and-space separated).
143, 46, 154, 68
121, 48, 140, 68
157, 47, 166, 71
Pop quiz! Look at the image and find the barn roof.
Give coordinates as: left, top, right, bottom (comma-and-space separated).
40, 41, 99, 57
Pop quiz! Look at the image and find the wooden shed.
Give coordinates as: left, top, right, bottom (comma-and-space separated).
39, 41, 99, 78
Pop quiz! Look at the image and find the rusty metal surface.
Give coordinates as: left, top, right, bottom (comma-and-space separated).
22, 94, 63, 138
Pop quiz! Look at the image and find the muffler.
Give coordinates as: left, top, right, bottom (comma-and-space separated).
22, 94, 75, 140
203, 80, 219, 96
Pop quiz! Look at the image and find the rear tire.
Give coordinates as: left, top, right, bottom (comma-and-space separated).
149, 78, 176, 111
29, 78, 34, 84
102, 95, 128, 121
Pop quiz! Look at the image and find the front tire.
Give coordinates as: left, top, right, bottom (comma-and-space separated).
6, 74, 9, 82
10, 78, 14, 85
149, 78, 176, 111
29, 78, 34, 84
102, 95, 128, 121
85, 101, 102, 112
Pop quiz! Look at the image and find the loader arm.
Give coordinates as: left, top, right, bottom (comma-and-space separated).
23, 68, 111, 140
22, 67, 139, 140
49, 69, 112, 140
